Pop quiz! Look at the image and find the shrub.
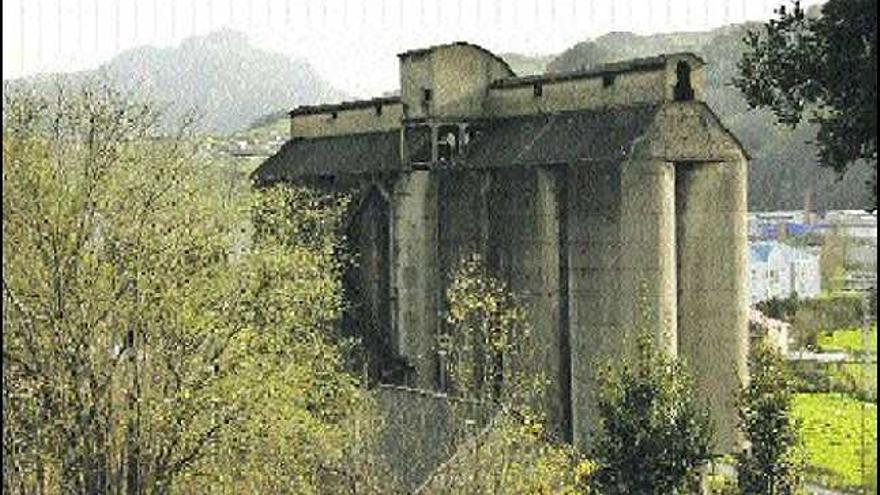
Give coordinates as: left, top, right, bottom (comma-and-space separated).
735, 339, 806, 495
592, 332, 714, 494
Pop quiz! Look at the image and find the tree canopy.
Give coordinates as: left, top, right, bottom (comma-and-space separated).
735, 0, 877, 208
1, 83, 384, 494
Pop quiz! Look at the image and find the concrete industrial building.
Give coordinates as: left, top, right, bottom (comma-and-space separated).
254, 42, 750, 462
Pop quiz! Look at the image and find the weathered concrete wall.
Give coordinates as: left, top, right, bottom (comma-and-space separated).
619, 158, 679, 350
290, 103, 403, 138
641, 102, 745, 163
375, 385, 492, 491
486, 69, 667, 117
675, 159, 748, 454
567, 157, 678, 452
432, 45, 512, 118
391, 171, 440, 389
342, 187, 394, 380
400, 52, 434, 120
489, 167, 565, 436
438, 170, 491, 285
400, 44, 513, 120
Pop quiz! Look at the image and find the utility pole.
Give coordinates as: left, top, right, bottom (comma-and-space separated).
859, 286, 875, 493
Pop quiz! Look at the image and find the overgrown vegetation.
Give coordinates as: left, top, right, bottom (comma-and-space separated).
592, 332, 714, 494
736, 339, 806, 495
1, 83, 387, 494
424, 253, 592, 493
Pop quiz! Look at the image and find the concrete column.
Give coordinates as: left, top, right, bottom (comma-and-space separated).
489, 168, 564, 436
392, 171, 440, 389
619, 159, 678, 354
568, 159, 677, 452
675, 159, 748, 455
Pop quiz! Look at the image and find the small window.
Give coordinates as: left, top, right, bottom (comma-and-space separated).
422, 88, 432, 103
673, 61, 695, 101
533, 83, 543, 97
437, 124, 460, 161
602, 74, 615, 87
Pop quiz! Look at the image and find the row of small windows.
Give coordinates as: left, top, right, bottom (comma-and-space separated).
327, 61, 694, 120
326, 104, 386, 120
530, 74, 616, 99
527, 61, 694, 101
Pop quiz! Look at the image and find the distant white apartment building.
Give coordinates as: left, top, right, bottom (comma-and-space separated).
825, 209, 878, 244
749, 241, 821, 304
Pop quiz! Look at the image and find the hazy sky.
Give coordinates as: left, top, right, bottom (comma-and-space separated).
3, 0, 824, 97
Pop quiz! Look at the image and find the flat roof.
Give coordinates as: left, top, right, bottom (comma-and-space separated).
289, 96, 401, 117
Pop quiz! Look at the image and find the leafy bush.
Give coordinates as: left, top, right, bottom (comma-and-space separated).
736, 339, 806, 495
758, 293, 801, 321
441, 253, 544, 409
592, 332, 714, 494
418, 414, 594, 494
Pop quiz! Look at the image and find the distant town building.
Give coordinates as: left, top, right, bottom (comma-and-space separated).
826, 210, 877, 293
749, 241, 821, 304
748, 308, 790, 354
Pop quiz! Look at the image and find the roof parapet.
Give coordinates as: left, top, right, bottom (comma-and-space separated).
289, 96, 401, 117
490, 53, 704, 89
397, 41, 516, 77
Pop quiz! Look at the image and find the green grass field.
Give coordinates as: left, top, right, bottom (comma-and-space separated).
818, 325, 878, 353
793, 393, 877, 491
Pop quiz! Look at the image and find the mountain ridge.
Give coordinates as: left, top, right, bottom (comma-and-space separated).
3, 28, 344, 135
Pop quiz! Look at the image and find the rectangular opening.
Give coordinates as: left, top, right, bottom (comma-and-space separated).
436, 124, 460, 161
602, 74, 615, 87
406, 124, 432, 163
422, 88, 432, 103
533, 83, 543, 97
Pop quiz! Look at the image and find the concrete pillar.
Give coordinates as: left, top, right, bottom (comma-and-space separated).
392, 171, 440, 389
675, 159, 748, 455
568, 159, 677, 452
619, 159, 678, 354
489, 168, 564, 436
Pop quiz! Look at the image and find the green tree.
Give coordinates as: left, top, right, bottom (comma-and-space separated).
2, 83, 381, 494
593, 332, 714, 495
423, 253, 593, 494
735, 0, 877, 207
735, 339, 805, 495
440, 253, 541, 408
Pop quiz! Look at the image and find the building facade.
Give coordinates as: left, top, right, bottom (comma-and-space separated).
254, 42, 750, 455
749, 241, 822, 304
